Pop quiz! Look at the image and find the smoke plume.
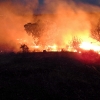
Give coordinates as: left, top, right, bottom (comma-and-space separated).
0, 0, 100, 52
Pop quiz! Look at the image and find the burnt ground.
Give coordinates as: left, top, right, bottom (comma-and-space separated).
0, 52, 100, 100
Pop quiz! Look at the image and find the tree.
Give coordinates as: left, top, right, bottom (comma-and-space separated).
24, 20, 57, 46
70, 36, 82, 51
91, 19, 100, 41
20, 44, 29, 53
24, 21, 44, 45
24, 22, 40, 37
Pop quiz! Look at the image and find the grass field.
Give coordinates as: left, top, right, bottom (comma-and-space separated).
0, 52, 100, 100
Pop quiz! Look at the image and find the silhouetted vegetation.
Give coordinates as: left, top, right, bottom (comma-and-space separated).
20, 44, 29, 53
24, 22, 40, 38
91, 19, 100, 41
24, 20, 45, 45
70, 36, 82, 51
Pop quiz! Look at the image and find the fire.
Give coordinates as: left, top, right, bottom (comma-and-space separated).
17, 38, 58, 52
1, 0, 100, 54
16, 36, 100, 54
80, 41, 100, 53
46, 45, 58, 51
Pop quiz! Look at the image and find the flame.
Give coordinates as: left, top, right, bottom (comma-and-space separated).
80, 42, 100, 52
46, 44, 57, 51
16, 36, 100, 54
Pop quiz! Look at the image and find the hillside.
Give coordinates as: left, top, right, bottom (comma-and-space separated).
0, 52, 100, 100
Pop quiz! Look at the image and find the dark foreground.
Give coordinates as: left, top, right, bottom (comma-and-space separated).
0, 52, 100, 100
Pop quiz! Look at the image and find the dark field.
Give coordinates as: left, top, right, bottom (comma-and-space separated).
0, 52, 100, 100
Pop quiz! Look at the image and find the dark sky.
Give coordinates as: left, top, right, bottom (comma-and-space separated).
0, 0, 99, 6
39, 0, 100, 6
74, 0, 100, 6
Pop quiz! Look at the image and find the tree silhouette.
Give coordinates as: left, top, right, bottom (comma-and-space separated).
20, 44, 29, 53
24, 21, 44, 45
70, 36, 82, 51
91, 19, 100, 41
24, 23, 40, 37
24, 20, 57, 46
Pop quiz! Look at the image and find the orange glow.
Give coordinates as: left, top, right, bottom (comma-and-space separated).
0, 1, 100, 53
46, 44, 57, 51
80, 41, 100, 52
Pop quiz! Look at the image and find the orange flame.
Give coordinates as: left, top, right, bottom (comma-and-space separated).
80, 42, 100, 52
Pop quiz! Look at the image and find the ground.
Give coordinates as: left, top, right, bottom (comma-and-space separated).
0, 52, 100, 100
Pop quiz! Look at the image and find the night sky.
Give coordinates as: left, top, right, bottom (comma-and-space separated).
0, 0, 99, 6
0, 0, 99, 14
74, 0, 100, 6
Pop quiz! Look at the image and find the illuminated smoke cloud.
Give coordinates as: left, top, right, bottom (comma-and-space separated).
0, 0, 38, 52
0, 0, 100, 52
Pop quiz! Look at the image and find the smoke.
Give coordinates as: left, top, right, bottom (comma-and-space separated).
0, 1, 38, 52
0, 0, 100, 52
34, 0, 100, 48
